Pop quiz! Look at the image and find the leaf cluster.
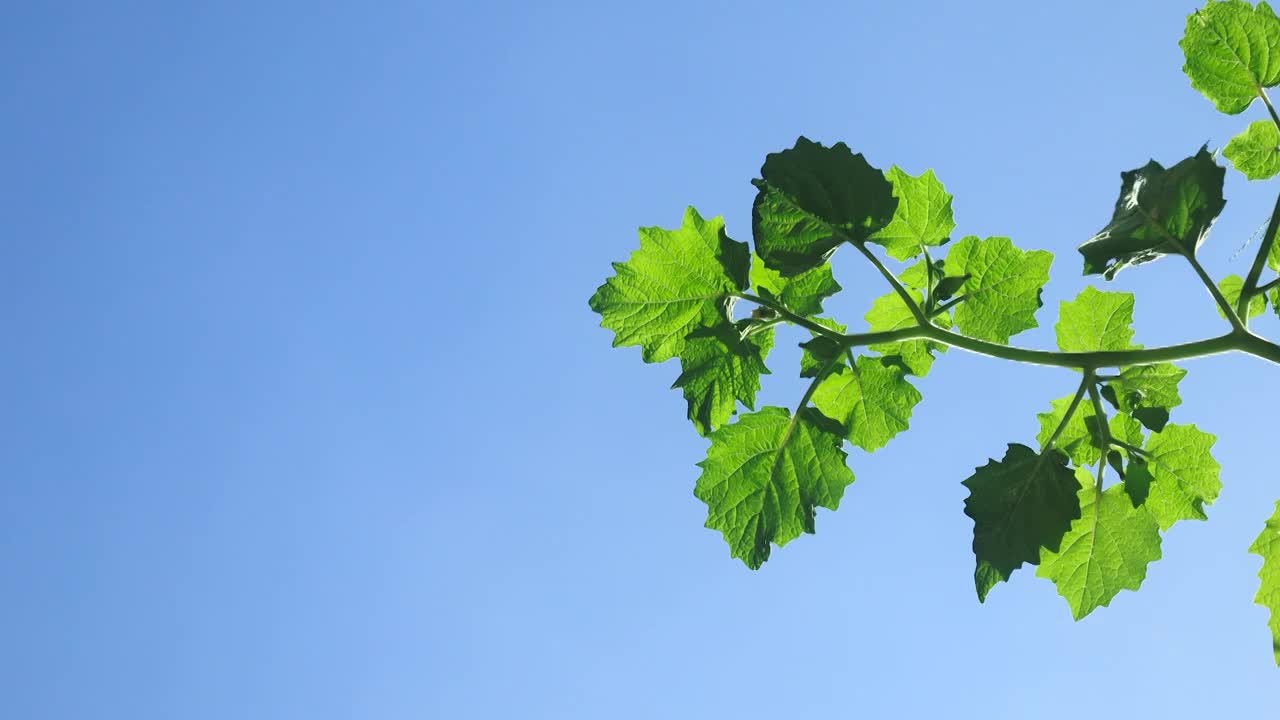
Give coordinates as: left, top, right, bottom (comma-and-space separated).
590, 0, 1280, 667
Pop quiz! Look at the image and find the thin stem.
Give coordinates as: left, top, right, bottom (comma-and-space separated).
1181, 247, 1245, 332
1086, 375, 1110, 503
933, 294, 966, 317
1258, 276, 1280, 296
1241, 189, 1280, 323
1261, 87, 1280, 131
743, 317, 784, 338
850, 241, 929, 325
734, 292, 844, 340
922, 246, 937, 312
1110, 438, 1150, 459
1044, 375, 1092, 451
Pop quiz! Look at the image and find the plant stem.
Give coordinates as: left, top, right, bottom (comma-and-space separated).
1086, 376, 1110, 495
733, 296, 1280, 367
933, 294, 966, 316
733, 292, 844, 340
1261, 87, 1280, 131
1181, 247, 1245, 332
1044, 375, 1092, 450
1240, 189, 1280, 323
849, 241, 929, 324
1110, 438, 1150, 459
1258, 276, 1280, 295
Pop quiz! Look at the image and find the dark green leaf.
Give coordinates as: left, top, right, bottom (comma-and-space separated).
962, 444, 1082, 601
752, 137, 896, 276
1078, 148, 1226, 279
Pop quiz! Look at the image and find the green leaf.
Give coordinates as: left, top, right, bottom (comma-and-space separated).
864, 280, 950, 377
1037, 395, 1144, 468
1037, 395, 1098, 466
1272, 285, 1280, 317
1078, 148, 1227, 279
673, 324, 774, 436
811, 356, 922, 452
694, 406, 855, 569
1036, 470, 1163, 620
1103, 363, 1187, 433
590, 207, 749, 363
752, 137, 897, 276
799, 318, 848, 378
943, 236, 1053, 343
1180, 0, 1280, 115
1141, 424, 1222, 530
1055, 286, 1141, 352
962, 444, 1082, 601
1224, 120, 1280, 179
974, 561, 1002, 604
1217, 274, 1268, 319
1125, 458, 1155, 508
1271, 233, 1280, 272
1248, 500, 1280, 665
750, 257, 842, 317
868, 166, 956, 261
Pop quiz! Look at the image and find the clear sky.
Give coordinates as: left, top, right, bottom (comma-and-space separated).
3, 1, 1279, 717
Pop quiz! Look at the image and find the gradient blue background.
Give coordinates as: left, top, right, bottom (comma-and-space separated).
3, 1, 1278, 717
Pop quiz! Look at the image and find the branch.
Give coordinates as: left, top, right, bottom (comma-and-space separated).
1086, 375, 1111, 498
849, 240, 929, 325
1241, 189, 1280, 323
1044, 375, 1092, 451
733, 297, 1280, 368
1181, 247, 1245, 332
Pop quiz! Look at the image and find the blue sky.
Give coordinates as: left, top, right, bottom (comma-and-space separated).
3, 1, 1279, 717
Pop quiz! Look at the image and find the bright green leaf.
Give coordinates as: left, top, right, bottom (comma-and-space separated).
1248, 500, 1280, 665
812, 356, 922, 452
1103, 363, 1187, 432
750, 257, 842, 317
752, 137, 896, 276
1224, 120, 1280, 179
1218, 274, 1268, 319
590, 207, 749, 363
962, 444, 1082, 601
673, 324, 774, 436
1055, 286, 1141, 352
694, 407, 855, 569
864, 283, 950, 377
799, 318, 847, 378
868, 166, 956, 261
1036, 470, 1163, 620
1180, 0, 1280, 114
1141, 423, 1222, 530
1078, 148, 1226, 279
944, 236, 1053, 344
